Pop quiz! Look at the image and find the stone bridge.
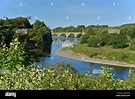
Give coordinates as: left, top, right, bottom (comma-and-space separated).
51, 31, 85, 38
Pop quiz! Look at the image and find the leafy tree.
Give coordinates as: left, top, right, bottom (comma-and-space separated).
15, 17, 31, 28
76, 25, 85, 32
80, 34, 89, 44
101, 33, 114, 45
65, 26, 76, 32
112, 34, 128, 48
130, 28, 135, 39
53, 27, 64, 32
33, 20, 45, 30
88, 36, 101, 47
85, 27, 95, 35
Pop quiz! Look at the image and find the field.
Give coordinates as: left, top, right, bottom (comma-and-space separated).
68, 44, 135, 64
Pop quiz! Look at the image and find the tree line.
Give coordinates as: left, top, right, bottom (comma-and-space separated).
0, 17, 52, 62
53, 24, 135, 49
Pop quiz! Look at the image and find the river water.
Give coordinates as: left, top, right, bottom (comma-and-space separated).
34, 36, 134, 80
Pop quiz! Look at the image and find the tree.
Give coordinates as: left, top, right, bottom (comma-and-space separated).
85, 27, 95, 35
14, 17, 31, 28
101, 33, 114, 46
37, 26, 52, 42
33, 20, 45, 30
80, 34, 89, 44
76, 25, 85, 32
130, 28, 135, 39
65, 26, 76, 32
87, 36, 101, 47
112, 34, 128, 48
53, 27, 64, 32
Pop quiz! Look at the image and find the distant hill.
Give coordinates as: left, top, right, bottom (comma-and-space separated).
121, 23, 135, 26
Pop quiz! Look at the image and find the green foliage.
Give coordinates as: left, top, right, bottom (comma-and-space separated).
129, 28, 135, 39
101, 34, 114, 45
30, 20, 52, 43
80, 34, 89, 44
131, 38, 135, 44
76, 25, 85, 32
129, 44, 135, 50
53, 27, 64, 32
85, 27, 95, 35
112, 34, 128, 48
15, 17, 31, 28
0, 63, 134, 90
69, 44, 135, 63
33, 20, 45, 30
87, 36, 101, 47
53, 25, 85, 32
107, 52, 128, 61
0, 36, 29, 70
0, 17, 31, 29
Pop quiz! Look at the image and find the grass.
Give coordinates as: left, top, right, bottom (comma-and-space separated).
68, 44, 135, 64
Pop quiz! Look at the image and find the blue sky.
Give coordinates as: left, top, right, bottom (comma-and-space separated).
0, 0, 135, 29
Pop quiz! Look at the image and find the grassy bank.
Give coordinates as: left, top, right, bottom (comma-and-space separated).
68, 44, 135, 64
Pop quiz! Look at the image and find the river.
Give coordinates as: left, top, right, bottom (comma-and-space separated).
34, 36, 133, 80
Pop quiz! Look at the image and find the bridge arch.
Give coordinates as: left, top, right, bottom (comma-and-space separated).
59, 33, 66, 38
67, 33, 75, 38
75, 33, 82, 38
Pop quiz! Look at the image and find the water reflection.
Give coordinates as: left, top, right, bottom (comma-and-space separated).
34, 36, 135, 80
52, 36, 79, 42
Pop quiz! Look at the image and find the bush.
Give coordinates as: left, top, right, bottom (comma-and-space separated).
112, 34, 128, 49
0, 63, 134, 90
87, 36, 101, 47
80, 34, 89, 44
0, 35, 29, 71
129, 44, 135, 50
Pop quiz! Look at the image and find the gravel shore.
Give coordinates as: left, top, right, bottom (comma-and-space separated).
55, 47, 135, 68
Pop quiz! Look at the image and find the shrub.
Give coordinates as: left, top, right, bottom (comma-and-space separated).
87, 36, 101, 47
0, 64, 134, 90
129, 44, 135, 50
0, 35, 29, 71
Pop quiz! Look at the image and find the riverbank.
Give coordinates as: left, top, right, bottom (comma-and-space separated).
55, 47, 135, 68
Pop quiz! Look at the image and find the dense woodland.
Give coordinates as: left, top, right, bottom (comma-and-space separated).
0, 17, 52, 62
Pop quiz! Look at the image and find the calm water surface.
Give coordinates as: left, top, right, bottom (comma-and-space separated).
34, 36, 134, 80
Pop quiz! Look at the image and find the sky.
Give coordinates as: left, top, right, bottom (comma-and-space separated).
0, 0, 135, 29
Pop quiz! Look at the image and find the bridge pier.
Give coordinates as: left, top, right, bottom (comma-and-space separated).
57, 35, 61, 38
